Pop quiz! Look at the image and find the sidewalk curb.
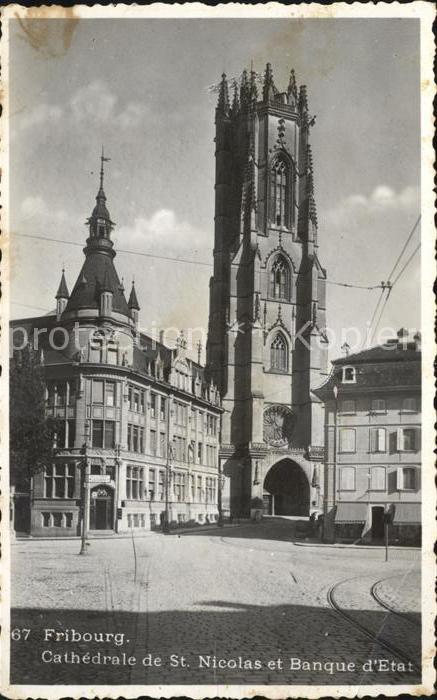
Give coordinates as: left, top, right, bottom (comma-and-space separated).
293, 541, 419, 551
12, 522, 249, 543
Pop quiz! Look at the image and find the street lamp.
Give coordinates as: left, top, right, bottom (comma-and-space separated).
79, 420, 90, 555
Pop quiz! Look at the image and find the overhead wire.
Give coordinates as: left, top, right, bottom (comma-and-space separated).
366, 216, 421, 344
14, 231, 389, 291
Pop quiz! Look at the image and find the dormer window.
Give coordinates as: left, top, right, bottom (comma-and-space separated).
342, 366, 356, 383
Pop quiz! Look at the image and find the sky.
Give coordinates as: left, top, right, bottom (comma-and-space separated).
9, 17, 421, 361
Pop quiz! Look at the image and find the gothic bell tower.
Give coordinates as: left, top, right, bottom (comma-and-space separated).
206, 65, 329, 518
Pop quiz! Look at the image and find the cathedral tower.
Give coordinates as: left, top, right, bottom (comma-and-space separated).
206, 65, 328, 518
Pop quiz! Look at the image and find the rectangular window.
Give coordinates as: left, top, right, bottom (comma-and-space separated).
397, 467, 417, 491
67, 420, 76, 448
132, 468, 139, 499
339, 466, 355, 491
126, 466, 132, 499
370, 427, 386, 453
44, 464, 74, 499
134, 391, 140, 413
197, 442, 203, 464
150, 394, 156, 418
370, 466, 386, 491
107, 347, 118, 365
160, 432, 166, 458
128, 387, 133, 410
397, 428, 418, 452
65, 513, 73, 528
53, 513, 63, 527
339, 428, 356, 453
191, 474, 195, 500
402, 397, 417, 412
42, 512, 51, 527
197, 475, 202, 501
340, 400, 355, 414
92, 420, 104, 448
160, 398, 166, 421
140, 391, 145, 413
68, 381, 76, 405
371, 398, 386, 413
174, 472, 181, 502
132, 426, 139, 453
106, 382, 116, 407
56, 383, 67, 407
342, 366, 356, 383
93, 380, 104, 404
150, 430, 157, 456
104, 421, 115, 449
89, 343, 101, 363
148, 469, 156, 500
93, 420, 114, 448
158, 470, 165, 500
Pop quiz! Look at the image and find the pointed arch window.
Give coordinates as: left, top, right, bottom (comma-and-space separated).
270, 156, 290, 227
270, 255, 291, 300
270, 332, 288, 372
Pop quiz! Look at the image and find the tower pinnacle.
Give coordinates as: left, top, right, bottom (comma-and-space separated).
217, 73, 230, 115
86, 150, 115, 243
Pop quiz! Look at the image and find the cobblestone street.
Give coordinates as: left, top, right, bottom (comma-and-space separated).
10, 519, 421, 686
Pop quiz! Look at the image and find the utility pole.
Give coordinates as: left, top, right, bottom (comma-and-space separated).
217, 463, 225, 527
79, 420, 90, 555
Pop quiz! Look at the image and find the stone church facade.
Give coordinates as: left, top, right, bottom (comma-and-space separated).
206, 65, 329, 518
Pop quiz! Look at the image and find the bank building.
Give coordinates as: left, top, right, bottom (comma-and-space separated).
11, 157, 222, 537
206, 65, 328, 518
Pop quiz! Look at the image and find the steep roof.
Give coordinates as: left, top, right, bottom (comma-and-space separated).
128, 282, 140, 310
55, 270, 69, 299
332, 340, 420, 365
64, 251, 129, 315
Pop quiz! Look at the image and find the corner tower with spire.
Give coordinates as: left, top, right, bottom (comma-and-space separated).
60, 151, 138, 331
206, 64, 328, 519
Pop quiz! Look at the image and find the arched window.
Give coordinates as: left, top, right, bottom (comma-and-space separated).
270, 156, 290, 227
270, 333, 288, 372
269, 255, 291, 299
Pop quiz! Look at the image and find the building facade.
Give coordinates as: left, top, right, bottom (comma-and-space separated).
206, 65, 329, 518
11, 159, 221, 537
314, 330, 421, 545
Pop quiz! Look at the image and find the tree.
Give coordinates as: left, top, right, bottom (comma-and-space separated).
10, 348, 59, 491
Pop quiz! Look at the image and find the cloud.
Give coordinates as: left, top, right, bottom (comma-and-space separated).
69, 80, 148, 129
13, 103, 63, 133
70, 81, 117, 123
115, 208, 210, 257
118, 102, 148, 129
326, 184, 420, 227
21, 195, 67, 222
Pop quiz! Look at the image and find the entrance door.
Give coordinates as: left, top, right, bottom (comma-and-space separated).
263, 459, 310, 516
371, 506, 385, 540
90, 486, 114, 530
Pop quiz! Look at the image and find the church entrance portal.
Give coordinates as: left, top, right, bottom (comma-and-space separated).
263, 459, 310, 516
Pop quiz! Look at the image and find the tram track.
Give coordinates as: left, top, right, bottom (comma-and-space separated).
370, 578, 420, 627
327, 577, 421, 675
